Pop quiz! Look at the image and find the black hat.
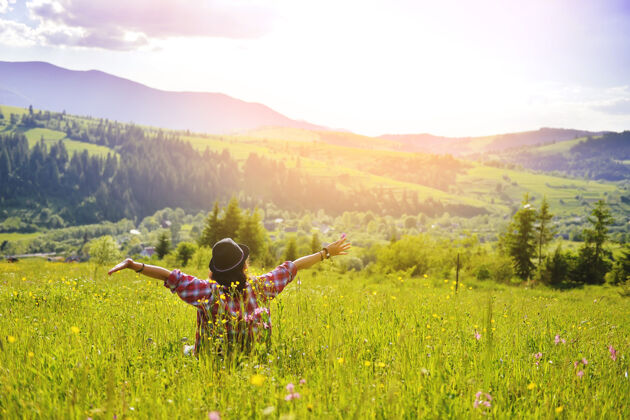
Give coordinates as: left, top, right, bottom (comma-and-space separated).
209, 238, 249, 273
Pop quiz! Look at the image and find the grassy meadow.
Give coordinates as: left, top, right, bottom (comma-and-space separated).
1, 259, 628, 419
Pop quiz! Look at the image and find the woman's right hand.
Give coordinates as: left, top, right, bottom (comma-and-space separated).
326, 234, 351, 257
108, 258, 134, 275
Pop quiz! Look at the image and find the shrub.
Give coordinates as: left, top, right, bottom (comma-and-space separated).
176, 242, 198, 267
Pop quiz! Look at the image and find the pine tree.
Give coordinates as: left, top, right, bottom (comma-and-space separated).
535, 196, 555, 266
574, 200, 614, 284
155, 231, 171, 259
237, 208, 267, 261
584, 200, 614, 265
219, 196, 242, 240
310, 232, 321, 254
284, 237, 298, 261
503, 193, 537, 280
198, 201, 220, 247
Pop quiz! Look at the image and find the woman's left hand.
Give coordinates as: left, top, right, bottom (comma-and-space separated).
326, 234, 351, 257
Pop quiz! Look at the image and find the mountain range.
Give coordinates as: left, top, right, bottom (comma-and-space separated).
0, 60, 608, 152
0, 61, 327, 134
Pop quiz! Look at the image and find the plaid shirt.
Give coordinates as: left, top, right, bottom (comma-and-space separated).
164, 261, 297, 354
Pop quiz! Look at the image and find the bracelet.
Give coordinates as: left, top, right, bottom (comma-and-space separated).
135, 263, 145, 273
322, 247, 331, 260
319, 250, 324, 261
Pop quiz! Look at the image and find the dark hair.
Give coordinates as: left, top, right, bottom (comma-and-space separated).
211, 264, 248, 294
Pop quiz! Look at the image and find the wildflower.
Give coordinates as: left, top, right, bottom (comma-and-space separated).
376, 362, 386, 368
250, 374, 266, 386
337, 358, 344, 364
7, 336, 16, 343
609, 345, 617, 361
582, 358, 588, 365
533, 352, 542, 366
556, 406, 564, 413
284, 392, 301, 401
364, 361, 372, 366
299, 379, 306, 385
527, 383, 536, 390
554, 335, 566, 345
70, 326, 80, 334
208, 411, 221, 420
577, 370, 584, 378
286, 383, 294, 393
474, 331, 481, 341
473, 391, 492, 409
28, 351, 34, 358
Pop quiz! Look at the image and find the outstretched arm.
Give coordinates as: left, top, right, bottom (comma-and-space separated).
293, 234, 351, 271
107, 258, 171, 281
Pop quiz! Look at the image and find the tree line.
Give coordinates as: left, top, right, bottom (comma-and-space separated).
1, 109, 487, 232
501, 195, 629, 285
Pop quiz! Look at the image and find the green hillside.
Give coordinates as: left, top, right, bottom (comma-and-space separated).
1, 105, 117, 157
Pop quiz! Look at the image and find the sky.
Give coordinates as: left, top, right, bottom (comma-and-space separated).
1, 0, 629, 137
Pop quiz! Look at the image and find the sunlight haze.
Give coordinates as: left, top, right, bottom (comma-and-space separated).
1, 0, 629, 136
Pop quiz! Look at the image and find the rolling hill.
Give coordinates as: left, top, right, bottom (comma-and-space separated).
0, 61, 327, 134
380, 128, 599, 155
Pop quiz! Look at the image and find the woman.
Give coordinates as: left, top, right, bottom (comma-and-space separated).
107, 234, 351, 356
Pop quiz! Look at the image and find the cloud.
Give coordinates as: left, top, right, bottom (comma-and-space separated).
0, 0, 276, 50
0, 0, 16, 14
593, 98, 630, 116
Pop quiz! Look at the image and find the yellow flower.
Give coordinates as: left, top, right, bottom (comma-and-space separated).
444, 279, 449, 283
423, 274, 428, 278
390, 296, 396, 300
364, 361, 371, 366
7, 335, 16, 343
337, 358, 344, 364
28, 351, 34, 358
70, 326, 80, 334
527, 382, 536, 390
249, 374, 266, 386
376, 362, 386, 368
555, 406, 564, 413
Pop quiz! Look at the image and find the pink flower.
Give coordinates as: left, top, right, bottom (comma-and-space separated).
285, 392, 301, 401
609, 345, 618, 361
577, 370, 584, 378
474, 391, 492, 409
208, 411, 221, 420
474, 331, 481, 340
534, 352, 542, 359
574, 360, 579, 368
286, 383, 295, 392
582, 358, 588, 365
299, 378, 307, 385
554, 335, 566, 345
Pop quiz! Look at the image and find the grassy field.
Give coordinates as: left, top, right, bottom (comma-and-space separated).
21, 128, 116, 157
180, 129, 627, 217
0, 232, 41, 243
1, 260, 628, 419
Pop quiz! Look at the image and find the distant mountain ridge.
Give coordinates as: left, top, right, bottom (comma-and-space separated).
0, 61, 328, 134
380, 128, 600, 155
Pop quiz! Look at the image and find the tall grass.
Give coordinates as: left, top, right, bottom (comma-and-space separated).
1, 260, 628, 418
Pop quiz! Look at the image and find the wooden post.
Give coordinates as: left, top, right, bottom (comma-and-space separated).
455, 253, 460, 292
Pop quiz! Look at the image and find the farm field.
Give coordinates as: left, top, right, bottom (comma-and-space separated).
1, 260, 628, 419
21, 128, 116, 157
179, 129, 627, 217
